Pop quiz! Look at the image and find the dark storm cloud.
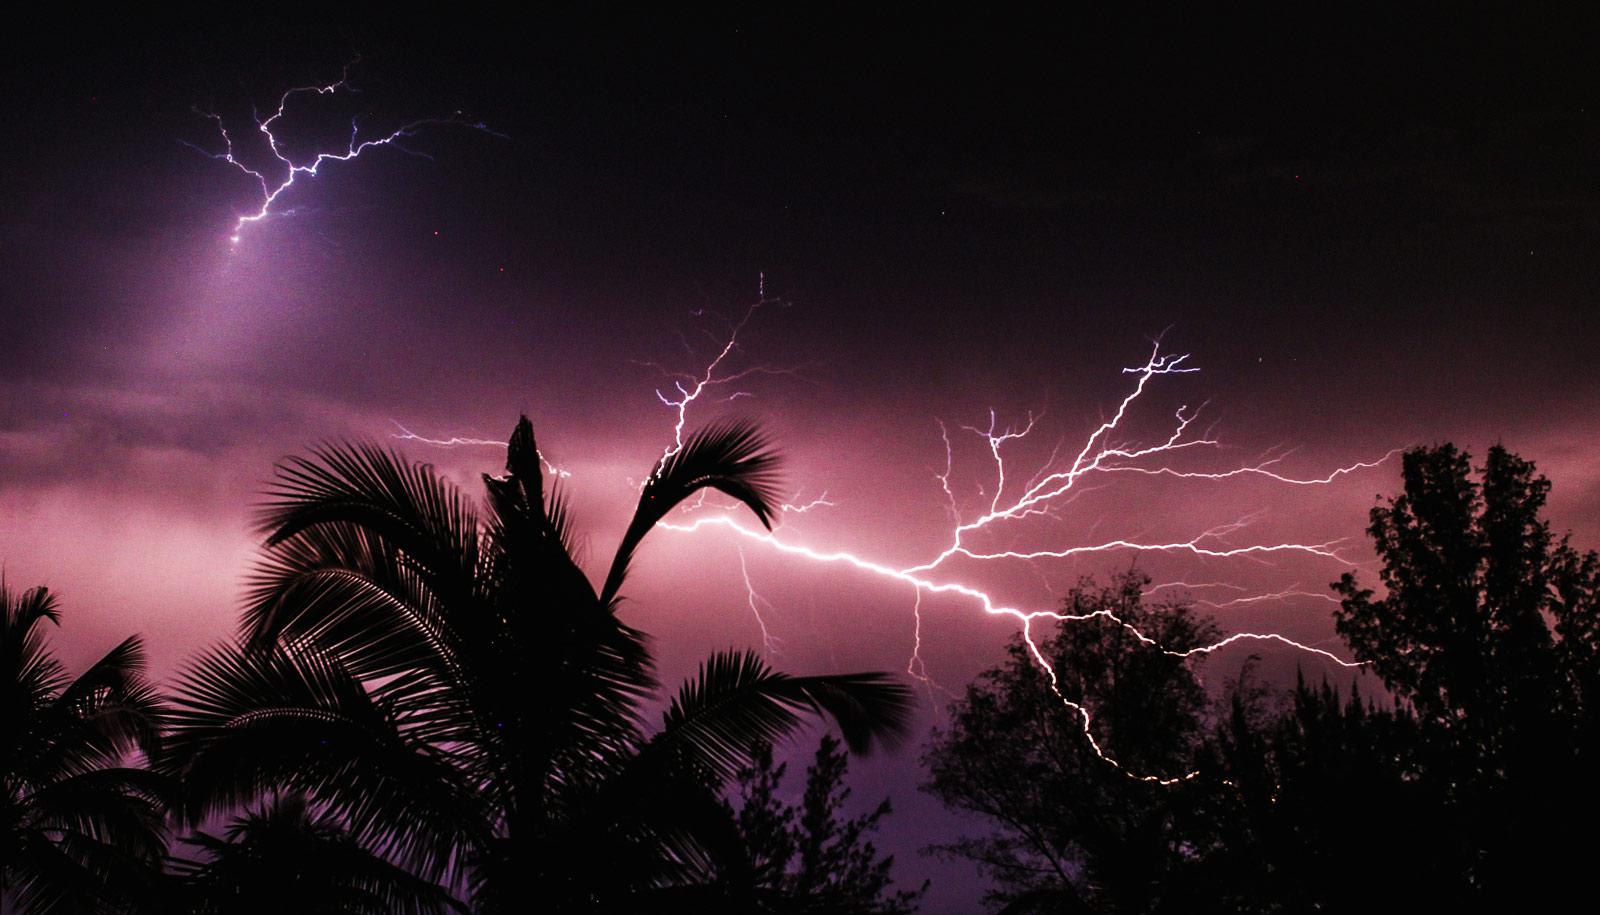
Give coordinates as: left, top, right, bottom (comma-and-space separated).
0, 377, 370, 491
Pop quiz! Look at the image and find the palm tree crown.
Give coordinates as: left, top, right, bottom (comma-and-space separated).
165, 417, 912, 910
1, 583, 169, 914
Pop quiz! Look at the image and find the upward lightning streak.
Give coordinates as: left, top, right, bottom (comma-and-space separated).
646, 298, 801, 475
654, 337, 1395, 783
187, 61, 502, 245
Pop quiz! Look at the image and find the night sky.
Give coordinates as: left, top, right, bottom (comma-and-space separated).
4, 9, 1599, 911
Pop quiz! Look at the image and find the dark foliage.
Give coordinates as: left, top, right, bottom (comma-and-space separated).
922, 572, 1218, 913
925, 444, 1600, 912
1, 584, 171, 914
1332, 444, 1600, 902
169, 793, 465, 914
162, 417, 913, 912
728, 736, 925, 913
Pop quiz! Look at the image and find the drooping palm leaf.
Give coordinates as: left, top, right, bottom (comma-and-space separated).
651, 649, 914, 784
245, 520, 471, 694
164, 642, 484, 881
601, 421, 782, 608
258, 442, 481, 611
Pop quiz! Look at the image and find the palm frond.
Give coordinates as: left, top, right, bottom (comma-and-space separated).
18, 767, 172, 861
481, 416, 547, 528
57, 635, 146, 706
479, 416, 596, 610
6, 832, 131, 915
601, 421, 781, 607
4, 590, 172, 915
244, 521, 471, 688
3, 580, 62, 631
3, 584, 69, 712
174, 793, 466, 915
650, 649, 913, 784
164, 642, 483, 880
258, 441, 480, 606
510, 769, 746, 905
51, 636, 165, 764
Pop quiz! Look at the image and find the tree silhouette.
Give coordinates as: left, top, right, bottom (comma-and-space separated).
1333, 443, 1600, 901
1177, 673, 1456, 911
922, 572, 1218, 913
728, 736, 924, 913
1, 583, 169, 914
162, 418, 913, 911
924, 444, 1600, 911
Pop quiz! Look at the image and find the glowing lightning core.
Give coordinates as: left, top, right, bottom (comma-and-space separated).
389, 300, 1391, 783
187, 61, 502, 245
655, 339, 1393, 783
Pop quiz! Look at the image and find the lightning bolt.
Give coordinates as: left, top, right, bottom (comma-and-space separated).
1192, 588, 1343, 609
653, 337, 1393, 783
644, 298, 801, 474
776, 492, 835, 514
389, 299, 1388, 783
186, 60, 503, 245
737, 547, 782, 657
389, 421, 571, 478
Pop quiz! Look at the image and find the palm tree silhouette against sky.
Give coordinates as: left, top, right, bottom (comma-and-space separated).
1, 584, 170, 914
163, 418, 913, 911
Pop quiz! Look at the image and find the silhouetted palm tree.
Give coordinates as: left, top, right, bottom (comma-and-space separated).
165, 418, 912, 911
1, 583, 169, 914
170, 792, 465, 914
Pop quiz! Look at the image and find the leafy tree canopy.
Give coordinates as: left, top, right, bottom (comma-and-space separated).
925, 444, 1600, 911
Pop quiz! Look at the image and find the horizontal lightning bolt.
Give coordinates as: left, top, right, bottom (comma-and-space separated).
653, 338, 1392, 783
389, 421, 570, 478
1098, 448, 1404, 485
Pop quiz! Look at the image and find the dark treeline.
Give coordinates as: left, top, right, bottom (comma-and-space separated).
5, 434, 1598, 913
925, 444, 1600, 912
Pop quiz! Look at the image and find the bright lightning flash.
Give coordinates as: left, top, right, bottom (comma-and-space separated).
187, 61, 502, 245
388, 300, 1390, 784
655, 340, 1394, 784
389, 421, 570, 478
642, 294, 806, 476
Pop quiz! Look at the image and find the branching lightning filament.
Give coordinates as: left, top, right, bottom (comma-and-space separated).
654, 341, 1395, 784
186, 61, 502, 245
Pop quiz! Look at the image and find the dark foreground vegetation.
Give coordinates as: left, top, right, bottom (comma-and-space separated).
4, 419, 917, 913
5, 432, 1597, 913
924, 444, 1600, 912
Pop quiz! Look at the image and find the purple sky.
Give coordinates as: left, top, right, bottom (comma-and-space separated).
4, 10, 1599, 911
